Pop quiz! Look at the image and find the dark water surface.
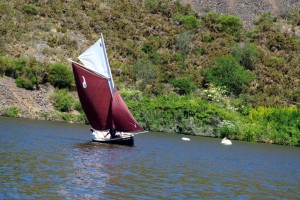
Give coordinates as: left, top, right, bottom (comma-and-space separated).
1, 117, 300, 199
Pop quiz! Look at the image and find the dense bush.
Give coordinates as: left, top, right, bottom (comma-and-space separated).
23, 4, 39, 15
4, 107, 19, 117
247, 107, 300, 146
174, 14, 200, 29
0, 56, 48, 88
201, 12, 242, 37
231, 43, 259, 70
16, 76, 36, 90
216, 15, 242, 37
125, 92, 237, 135
52, 89, 75, 112
170, 76, 196, 95
205, 57, 254, 95
132, 59, 160, 90
48, 63, 74, 89
143, 0, 159, 13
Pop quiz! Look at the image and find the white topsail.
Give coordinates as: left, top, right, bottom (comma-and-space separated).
78, 33, 114, 94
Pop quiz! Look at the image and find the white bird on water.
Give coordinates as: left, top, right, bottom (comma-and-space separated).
182, 137, 190, 141
221, 137, 232, 145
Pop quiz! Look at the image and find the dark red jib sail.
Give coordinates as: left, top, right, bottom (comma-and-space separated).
112, 89, 143, 132
72, 62, 143, 132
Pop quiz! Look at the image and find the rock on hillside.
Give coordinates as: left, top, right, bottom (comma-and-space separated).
179, 0, 300, 27
0, 76, 55, 119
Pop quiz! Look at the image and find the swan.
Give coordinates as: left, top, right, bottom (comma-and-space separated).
182, 137, 190, 141
221, 137, 232, 145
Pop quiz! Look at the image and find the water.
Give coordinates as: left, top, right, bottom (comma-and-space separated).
1, 117, 300, 199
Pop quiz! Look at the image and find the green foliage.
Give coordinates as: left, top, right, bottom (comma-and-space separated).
126, 93, 236, 135
287, 7, 300, 26
248, 107, 300, 146
231, 43, 259, 70
175, 31, 192, 57
201, 12, 242, 37
217, 120, 240, 138
132, 59, 160, 85
0, 2, 10, 16
52, 89, 75, 112
205, 57, 254, 95
254, 12, 276, 31
0, 57, 49, 89
216, 15, 242, 37
120, 88, 143, 102
173, 14, 200, 29
144, 0, 159, 13
49, 63, 74, 89
171, 77, 197, 95
23, 4, 39, 15
3, 57, 27, 78
74, 100, 83, 113
4, 107, 19, 117
16, 76, 35, 90
15, 66, 39, 89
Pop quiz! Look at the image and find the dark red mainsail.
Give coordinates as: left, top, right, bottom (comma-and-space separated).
72, 62, 143, 132
72, 62, 113, 130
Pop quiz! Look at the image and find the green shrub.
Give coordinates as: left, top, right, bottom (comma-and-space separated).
120, 88, 143, 101
248, 107, 300, 146
171, 76, 197, 95
201, 12, 220, 32
143, 0, 159, 13
74, 100, 83, 113
23, 4, 39, 15
0, 2, 10, 16
205, 57, 254, 95
52, 89, 75, 112
5, 107, 19, 117
216, 15, 242, 37
3, 57, 27, 78
174, 14, 200, 29
175, 31, 192, 57
231, 43, 259, 70
254, 12, 276, 31
132, 59, 159, 85
59, 113, 76, 122
15, 66, 39, 90
217, 120, 240, 139
16, 76, 36, 90
49, 63, 74, 89
128, 93, 236, 135
201, 12, 242, 37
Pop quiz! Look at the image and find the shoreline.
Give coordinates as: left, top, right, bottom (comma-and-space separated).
1, 114, 299, 148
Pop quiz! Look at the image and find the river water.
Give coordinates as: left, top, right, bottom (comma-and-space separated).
1, 117, 299, 199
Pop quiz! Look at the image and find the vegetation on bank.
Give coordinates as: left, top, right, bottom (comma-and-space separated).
0, 0, 299, 146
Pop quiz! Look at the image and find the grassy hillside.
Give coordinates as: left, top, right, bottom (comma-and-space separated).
0, 0, 300, 145
1, 0, 299, 106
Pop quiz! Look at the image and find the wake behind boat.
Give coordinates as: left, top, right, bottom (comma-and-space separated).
70, 33, 144, 146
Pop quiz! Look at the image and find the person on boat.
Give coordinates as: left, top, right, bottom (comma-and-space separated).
108, 129, 121, 139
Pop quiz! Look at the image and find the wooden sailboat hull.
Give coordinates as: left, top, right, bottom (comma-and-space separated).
92, 135, 134, 146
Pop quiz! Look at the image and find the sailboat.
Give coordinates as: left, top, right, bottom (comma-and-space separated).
70, 33, 144, 146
